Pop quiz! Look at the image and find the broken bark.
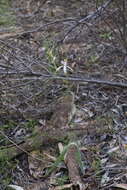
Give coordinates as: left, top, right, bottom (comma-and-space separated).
64, 143, 87, 190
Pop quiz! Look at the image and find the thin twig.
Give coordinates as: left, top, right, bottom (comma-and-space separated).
0, 130, 46, 162
0, 18, 77, 39
61, 0, 114, 42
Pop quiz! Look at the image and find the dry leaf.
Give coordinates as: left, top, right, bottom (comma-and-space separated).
112, 183, 127, 189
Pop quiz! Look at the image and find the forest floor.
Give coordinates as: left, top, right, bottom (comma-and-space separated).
0, 0, 127, 190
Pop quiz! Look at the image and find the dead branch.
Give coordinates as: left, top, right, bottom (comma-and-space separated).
1, 72, 127, 89
61, 0, 114, 42
0, 127, 70, 161
0, 0, 114, 41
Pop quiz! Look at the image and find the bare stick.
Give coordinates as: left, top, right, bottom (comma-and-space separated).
1, 72, 127, 89
61, 0, 114, 42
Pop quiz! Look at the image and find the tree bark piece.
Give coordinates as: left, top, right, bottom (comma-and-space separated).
64, 143, 87, 190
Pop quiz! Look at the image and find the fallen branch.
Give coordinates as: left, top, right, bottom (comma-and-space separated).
0, 123, 116, 161
0, 18, 76, 40
0, 127, 71, 161
1, 72, 127, 89
0, 0, 113, 41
